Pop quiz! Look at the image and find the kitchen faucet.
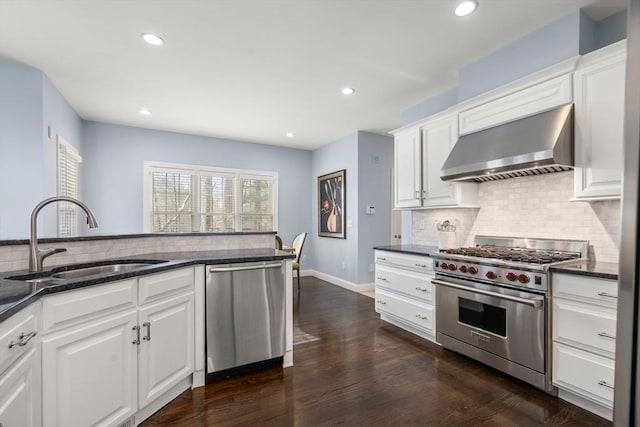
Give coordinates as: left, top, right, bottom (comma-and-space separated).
29, 196, 99, 272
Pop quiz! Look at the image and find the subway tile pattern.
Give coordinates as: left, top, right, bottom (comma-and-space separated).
0, 234, 273, 273
411, 172, 621, 263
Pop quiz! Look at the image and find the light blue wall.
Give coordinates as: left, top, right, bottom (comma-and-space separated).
81, 121, 312, 246
402, 87, 458, 125
357, 131, 393, 283
457, 11, 581, 101
0, 63, 44, 239
596, 10, 627, 48
311, 132, 359, 283
579, 10, 598, 55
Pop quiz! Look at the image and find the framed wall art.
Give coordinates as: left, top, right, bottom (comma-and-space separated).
318, 169, 346, 239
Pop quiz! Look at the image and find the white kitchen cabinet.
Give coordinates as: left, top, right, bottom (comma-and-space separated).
138, 292, 194, 408
0, 304, 41, 427
41, 267, 195, 427
573, 40, 626, 200
458, 73, 573, 135
552, 272, 618, 421
392, 114, 477, 210
394, 127, 422, 208
421, 113, 477, 208
374, 250, 436, 342
42, 308, 138, 427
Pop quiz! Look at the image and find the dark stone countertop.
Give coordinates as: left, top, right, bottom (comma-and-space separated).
0, 248, 295, 322
373, 244, 440, 257
550, 260, 619, 281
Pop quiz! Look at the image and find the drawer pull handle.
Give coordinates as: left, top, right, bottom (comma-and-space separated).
597, 291, 617, 299
415, 287, 429, 292
415, 314, 428, 320
597, 332, 616, 340
376, 300, 387, 305
143, 322, 151, 341
8, 331, 37, 349
415, 263, 428, 268
132, 325, 141, 345
598, 380, 614, 390
376, 257, 387, 261
377, 277, 387, 281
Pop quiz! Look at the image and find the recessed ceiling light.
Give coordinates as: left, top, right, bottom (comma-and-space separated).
341, 87, 355, 95
138, 108, 152, 116
455, 0, 478, 17
141, 33, 164, 46
286, 132, 294, 138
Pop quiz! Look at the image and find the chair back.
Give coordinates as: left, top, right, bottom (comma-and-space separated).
291, 232, 307, 263
275, 235, 283, 250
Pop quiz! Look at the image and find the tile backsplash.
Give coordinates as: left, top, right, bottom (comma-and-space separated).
0, 234, 273, 273
411, 171, 621, 263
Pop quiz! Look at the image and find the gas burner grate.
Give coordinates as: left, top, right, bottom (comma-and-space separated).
439, 246, 581, 265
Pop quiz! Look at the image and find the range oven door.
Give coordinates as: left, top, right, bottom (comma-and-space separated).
433, 275, 545, 373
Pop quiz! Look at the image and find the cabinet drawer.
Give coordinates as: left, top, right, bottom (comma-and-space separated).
374, 251, 433, 274
553, 299, 616, 358
0, 303, 39, 374
139, 267, 194, 306
375, 289, 434, 333
41, 279, 136, 335
552, 273, 618, 307
553, 343, 614, 408
375, 265, 433, 303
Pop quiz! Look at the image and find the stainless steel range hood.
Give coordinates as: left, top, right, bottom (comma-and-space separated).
441, 104, 574, 182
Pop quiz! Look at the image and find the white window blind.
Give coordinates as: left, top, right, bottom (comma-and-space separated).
57, 137, 82, 237
144, 162, 277, 233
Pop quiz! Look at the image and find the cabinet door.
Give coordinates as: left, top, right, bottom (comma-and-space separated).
574, 42, 626, 199
422, 114, 458, 206
394, 128, 422, 208
0, 348, 41, 427
42, 310, 138, 427
138, 292, 194, 409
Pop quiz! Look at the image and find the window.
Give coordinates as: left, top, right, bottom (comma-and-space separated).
144, 162, 277, 233
57, 137, 82, 237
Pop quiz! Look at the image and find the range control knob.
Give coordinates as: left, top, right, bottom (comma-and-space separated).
447, 263, 457, 271
441, 263, 449, 270
459, 265, 468, 273
506, 272, 517, 281
468, 266, 478, 275
518, 274, 530, 284
486, 271, 497, 280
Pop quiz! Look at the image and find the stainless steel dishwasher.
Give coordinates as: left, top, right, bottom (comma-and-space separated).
205, 261, 285, 382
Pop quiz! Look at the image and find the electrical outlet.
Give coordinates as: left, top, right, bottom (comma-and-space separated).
302, 254, 307, 261
419, 220, 425, 230
341, 261, 346, 270
369, 263, 374, 272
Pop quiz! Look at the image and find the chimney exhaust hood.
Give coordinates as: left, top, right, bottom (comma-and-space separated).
440, 104, 574, 182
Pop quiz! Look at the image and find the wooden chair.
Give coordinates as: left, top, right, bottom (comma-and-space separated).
291, 232, 307, 290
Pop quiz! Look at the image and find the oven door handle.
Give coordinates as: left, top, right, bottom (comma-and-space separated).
431, 279, 544, 308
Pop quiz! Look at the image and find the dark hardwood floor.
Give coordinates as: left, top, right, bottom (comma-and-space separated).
142, 277, 610, 426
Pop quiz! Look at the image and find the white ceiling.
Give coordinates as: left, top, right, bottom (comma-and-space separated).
0, 0, 627, 150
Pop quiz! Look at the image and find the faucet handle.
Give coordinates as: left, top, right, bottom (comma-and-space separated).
50, 248, 68, 255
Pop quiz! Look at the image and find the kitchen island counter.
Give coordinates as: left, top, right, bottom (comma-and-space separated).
374, 244, 440, 257
0, 248, 295, 322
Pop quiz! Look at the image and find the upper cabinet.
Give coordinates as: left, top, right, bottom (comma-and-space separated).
573, 40, 626, 200
392, 113, 478, 210
394, 127, 422, 208
458, 74, 573, 135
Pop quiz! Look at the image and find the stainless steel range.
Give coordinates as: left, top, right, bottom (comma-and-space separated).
431, 236, 588, 394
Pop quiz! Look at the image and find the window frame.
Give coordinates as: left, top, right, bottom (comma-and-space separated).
143, 161, 278, 233
57, 136, 82, 237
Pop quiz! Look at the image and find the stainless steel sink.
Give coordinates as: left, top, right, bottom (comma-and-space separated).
50, 263, 159, 280
6, 260, 168, 282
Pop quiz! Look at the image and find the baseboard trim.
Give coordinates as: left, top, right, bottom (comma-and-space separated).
307, 270, 359, 292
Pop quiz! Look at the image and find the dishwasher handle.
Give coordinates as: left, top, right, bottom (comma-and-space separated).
209, 263, 283, 273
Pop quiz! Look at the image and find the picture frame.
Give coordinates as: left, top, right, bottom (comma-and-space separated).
318, 169, 346, 239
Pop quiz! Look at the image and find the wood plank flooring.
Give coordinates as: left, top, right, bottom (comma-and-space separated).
141, 277, 610, 426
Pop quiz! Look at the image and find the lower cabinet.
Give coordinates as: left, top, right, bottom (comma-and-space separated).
0, 303, 41, 427
374, 250, 436, 342
552, 272, 617, 421
41, 267, 195, 427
